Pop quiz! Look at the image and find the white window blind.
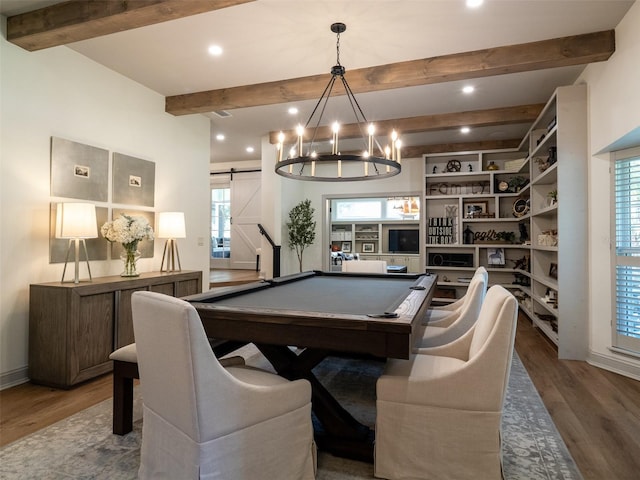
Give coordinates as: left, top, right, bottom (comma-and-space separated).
613, 147, 640, 353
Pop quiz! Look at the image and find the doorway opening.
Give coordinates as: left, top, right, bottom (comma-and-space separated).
211, 182, 231, 269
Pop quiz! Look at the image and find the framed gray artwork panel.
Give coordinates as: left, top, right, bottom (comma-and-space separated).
49, 203, 109, 263
112, 153, 155, 207
50, 137, 108, 201
110, 209, 155, 259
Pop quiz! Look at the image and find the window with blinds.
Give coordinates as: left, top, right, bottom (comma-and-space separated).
613, 147, 640, 353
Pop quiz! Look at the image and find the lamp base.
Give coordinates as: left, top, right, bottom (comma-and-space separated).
160, 239, 182, 272
61, 238, 93, 284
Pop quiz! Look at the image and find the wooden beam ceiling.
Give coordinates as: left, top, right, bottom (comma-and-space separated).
166, 30, 614, 116
402, 139, 522, 159
6, 3, 615, 145
6, 0, 255, 51
268, 104, 544, 144
336, 139, 522, 159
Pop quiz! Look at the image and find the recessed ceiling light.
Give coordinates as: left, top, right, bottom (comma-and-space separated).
215, 134, 225, 141
208, 45, 223, 56
288, 107, 299, 115
460, 126, 471, 134
462, 85, 475, 94
466, 0, 484, 8
246, 147, 255, 153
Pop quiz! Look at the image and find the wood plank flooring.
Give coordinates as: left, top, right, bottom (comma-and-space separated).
209, 268, 261, 288
2, 270, 640, 479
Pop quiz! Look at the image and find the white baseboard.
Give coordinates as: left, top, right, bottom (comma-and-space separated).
587, 351, 640, 381
0, 366, 29, 391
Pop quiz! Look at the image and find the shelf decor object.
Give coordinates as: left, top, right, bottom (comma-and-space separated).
55, 202, 98, 284
362, 243, 375, 253
158, 211, 186, 272
274, 23, 401, 182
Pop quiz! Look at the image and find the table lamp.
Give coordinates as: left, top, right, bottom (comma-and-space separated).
55, 202, 98, 283
158, 211, 186, 272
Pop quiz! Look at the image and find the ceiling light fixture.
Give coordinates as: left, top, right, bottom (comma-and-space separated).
208, 45, 223, 56
462, 85, 475, 94
288, 107, 299, 115
466, 0, 484, 8
460, 126, 471, 134
216, 134, 225, 141
274, 23, 401, 182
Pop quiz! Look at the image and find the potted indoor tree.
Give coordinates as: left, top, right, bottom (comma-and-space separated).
286, 199, 316, 272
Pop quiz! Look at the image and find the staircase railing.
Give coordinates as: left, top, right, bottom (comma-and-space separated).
257, 224, 281, 278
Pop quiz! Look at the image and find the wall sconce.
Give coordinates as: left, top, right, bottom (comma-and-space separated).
55, 202, 98, 283
158, 212, 186, 272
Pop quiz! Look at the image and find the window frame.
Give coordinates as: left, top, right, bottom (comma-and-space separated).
611, 145, 640, 354
330, 196, 421, 222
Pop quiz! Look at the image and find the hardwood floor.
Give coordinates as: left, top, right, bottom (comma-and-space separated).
2, 272, 640, 479
0, 372, 114, 447
209, 268, 260, 288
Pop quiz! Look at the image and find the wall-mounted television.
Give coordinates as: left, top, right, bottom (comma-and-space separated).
389, 229, 419, 254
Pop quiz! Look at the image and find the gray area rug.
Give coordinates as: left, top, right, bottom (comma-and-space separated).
0, 348, 582, 479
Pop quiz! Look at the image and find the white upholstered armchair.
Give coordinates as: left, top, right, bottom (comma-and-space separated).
425, 266, 488, 323
132, 291, 316, 480
375, 285, 518, 480
342, 259, 387, 273
416, 268, 487, 348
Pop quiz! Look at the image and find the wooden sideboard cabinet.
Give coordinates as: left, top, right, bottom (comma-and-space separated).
29, 270, 202, 388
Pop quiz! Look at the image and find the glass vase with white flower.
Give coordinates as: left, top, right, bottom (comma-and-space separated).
101, 214, 154, 277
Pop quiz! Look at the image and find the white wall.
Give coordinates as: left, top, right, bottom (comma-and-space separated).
578, 0, 640, 378
0, 21, 211, 388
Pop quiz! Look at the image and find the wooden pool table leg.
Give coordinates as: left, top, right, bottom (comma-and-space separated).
256, 344, 374, 463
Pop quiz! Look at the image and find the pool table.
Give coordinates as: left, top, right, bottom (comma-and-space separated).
186, 270, 436, 461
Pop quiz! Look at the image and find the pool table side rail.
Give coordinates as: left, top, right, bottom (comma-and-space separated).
188, 273, 436, 359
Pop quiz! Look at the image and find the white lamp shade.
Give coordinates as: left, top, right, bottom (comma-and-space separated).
157, 212, 186, 238
55, 203, 98, 239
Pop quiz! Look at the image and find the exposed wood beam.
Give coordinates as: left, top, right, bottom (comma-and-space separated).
7, 0, 255, 51
402, 139, 522, 159
337, 139, 521, 159
166, 30, 614, 116
268, 104, 544, 144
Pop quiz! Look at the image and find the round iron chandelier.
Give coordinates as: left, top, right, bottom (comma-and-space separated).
274, 23, 402, 182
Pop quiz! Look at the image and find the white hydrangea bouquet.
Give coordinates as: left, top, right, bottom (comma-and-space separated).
101, 214, 154, 276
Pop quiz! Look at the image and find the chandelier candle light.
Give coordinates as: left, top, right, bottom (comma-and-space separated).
101, 213, 154, 277
274, 22, 402, 182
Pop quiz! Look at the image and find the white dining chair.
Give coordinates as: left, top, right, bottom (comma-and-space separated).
132, 291, 316, 480
416, 270, 487, 348
425, 266, 488, 324
375, 285, 518, 480
342, 259, 387, 273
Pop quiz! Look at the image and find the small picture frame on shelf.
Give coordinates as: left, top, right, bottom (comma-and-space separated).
362, 243, 375, 253
549, 262, 558, 279
341, 242, 351, 253
487, 248, 505, 266
464, 201, 488, 218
